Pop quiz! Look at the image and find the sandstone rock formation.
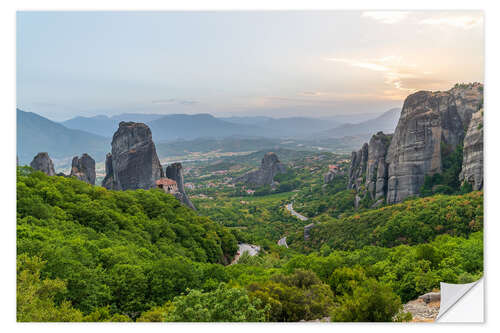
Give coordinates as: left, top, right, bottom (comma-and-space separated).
366, 132, 392, 200
235, 152, 287, 186
304, 223, 315, 241
70, 153, 96, 185
347, 143, 368, 191
460, 109, 483, 190
102, 153, 114, 189
449, 82, 484, 129
385, 84, 484, 204
324, 170, 336, 184
348, 132, 392, 200
324, 166, 343, 184
30, 152, 55, 176
102, 122, 163, 190
346, 83, 483, 205
165, 162, 196, 210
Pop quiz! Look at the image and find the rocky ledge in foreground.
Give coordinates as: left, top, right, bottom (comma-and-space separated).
403, 291, 441, 322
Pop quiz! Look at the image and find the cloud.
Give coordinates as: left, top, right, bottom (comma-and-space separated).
419, 15, 483, 29
300, 91, 323, 96
326, 57, 390, 72
361, 11, 409, 24
325, 56, 439, 94
152, 98, 198, 105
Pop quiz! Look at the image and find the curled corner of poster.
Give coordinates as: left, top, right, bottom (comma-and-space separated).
436, 278, 484, 323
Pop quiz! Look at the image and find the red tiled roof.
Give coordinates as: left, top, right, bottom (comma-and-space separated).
156, 178, 177, 186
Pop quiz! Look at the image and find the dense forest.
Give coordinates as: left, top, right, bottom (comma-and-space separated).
17, 163, 483, 322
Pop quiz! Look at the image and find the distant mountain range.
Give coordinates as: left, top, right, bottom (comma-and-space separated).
61, 113, 343, 140
313, 108, 401, 139
61, 113, 166, 138
17, 109, 109, 166
17, 108, 400, 166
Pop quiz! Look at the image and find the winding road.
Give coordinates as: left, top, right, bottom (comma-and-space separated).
277, 203, 309, 247
285, 203, 309, 221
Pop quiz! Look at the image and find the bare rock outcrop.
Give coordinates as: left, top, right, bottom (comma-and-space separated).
324, 165, 343, 184
165, 162, 196, 210
102, 153, 114, 189
304, 223, 315, 241
102, 122, 163, 190
324, 170, 336, 184
346, 83, 483, 205
235, 152, 287, 186
30, 152, 55, 176
347, 143, 368, 191
347, 132, 391, 200
366, 132, 392, 200
460, 109, 483, 190
70, 153, 96, 185
449, 82, 484, 129
386, 89, 472, 204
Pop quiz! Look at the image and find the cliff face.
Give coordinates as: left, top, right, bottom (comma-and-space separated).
386, 90, 466, 204
347, 143, 368, 191
346, 83, 483, 205
235, 152, 287, 186
347, 133, 391, 200
70, 153, 96, 185
102, 153, 114, 189
366, 132, 392, 200
460, 109, 483, 191
165, 162, 196, 210
102, 122, 163, 190
449, 82, 484, 129
30, 152, 55, 176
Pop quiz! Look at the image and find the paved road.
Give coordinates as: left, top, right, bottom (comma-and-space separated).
277, 237, 288, 248
230, 243, 261, 264
285, 203, 309, 221
278, 203, 309, 247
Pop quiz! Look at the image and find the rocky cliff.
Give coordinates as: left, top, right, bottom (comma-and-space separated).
386, 90, 466, 203
102, 122, 163, 190
235, 152, 287, 186
347, 143, 368, 192
347, 83, 483, 205
70, 153, 96, 185
102, 153, 114, 189
367, 132, 392, 200
449, 82, 484, 129
165, 162, 196, 210
30, 152, 55, 176
347, 132, 392, 200
460, 109, 483, 190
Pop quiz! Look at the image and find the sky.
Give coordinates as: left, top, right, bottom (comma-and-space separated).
16, 11, 484, 121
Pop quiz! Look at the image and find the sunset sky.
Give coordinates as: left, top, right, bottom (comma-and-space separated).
16, 11, 484, 121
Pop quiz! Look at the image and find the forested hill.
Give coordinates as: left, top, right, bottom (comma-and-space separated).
288, 191, 483, 252
16, 166, 484, 322
17, 167, 238, 319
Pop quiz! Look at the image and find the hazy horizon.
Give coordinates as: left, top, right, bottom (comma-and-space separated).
17, 11, 483, 121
